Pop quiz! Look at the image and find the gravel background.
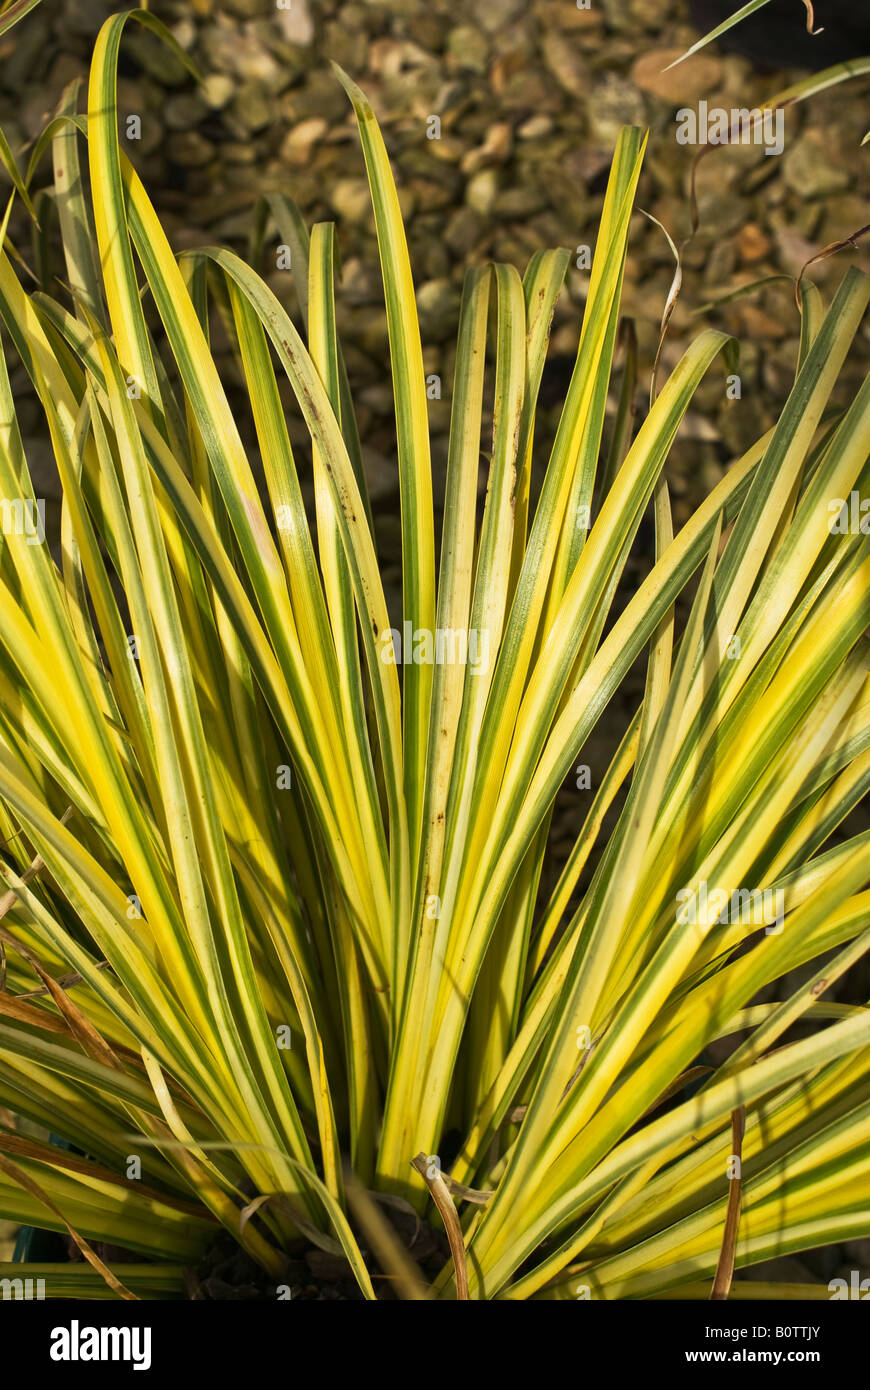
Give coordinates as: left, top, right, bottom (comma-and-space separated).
3, 0, 867, 522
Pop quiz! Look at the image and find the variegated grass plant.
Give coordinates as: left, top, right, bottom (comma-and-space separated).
0, 9, 868, 1300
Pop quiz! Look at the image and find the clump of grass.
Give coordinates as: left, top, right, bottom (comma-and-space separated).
0, 9, 867, 1300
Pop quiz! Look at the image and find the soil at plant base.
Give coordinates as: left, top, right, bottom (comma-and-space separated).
187, 1207, 450, 1300
55, 1210, 451, 1299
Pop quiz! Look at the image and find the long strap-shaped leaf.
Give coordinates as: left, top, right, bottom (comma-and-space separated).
332, 64, 435, 859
